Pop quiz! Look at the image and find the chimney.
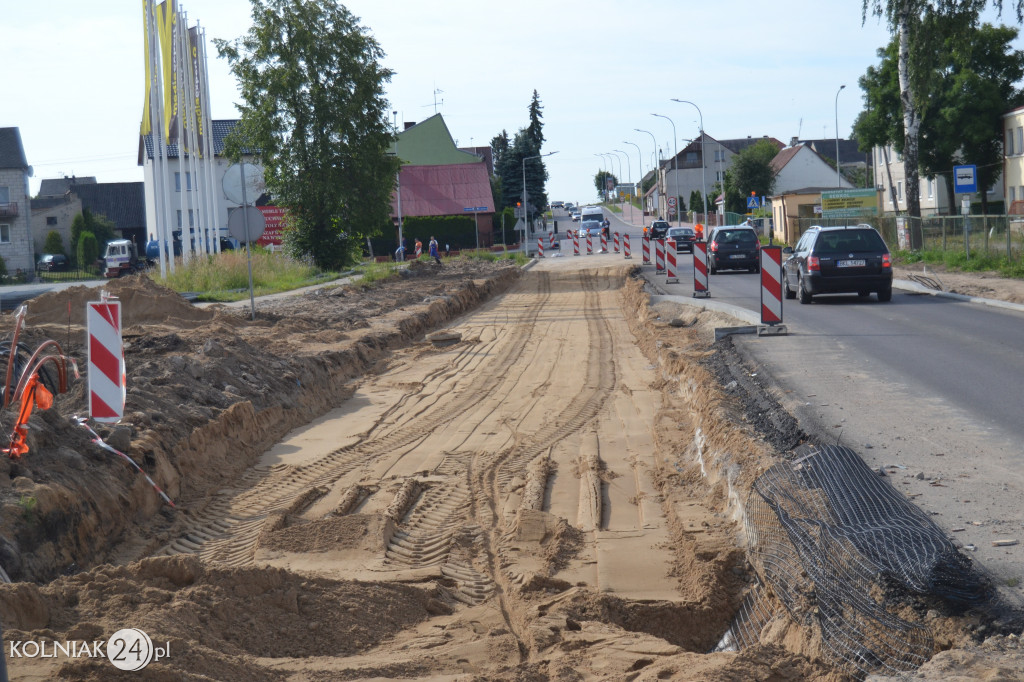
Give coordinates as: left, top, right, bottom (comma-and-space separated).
404, 121, 416, 130
790, 136, 799, 146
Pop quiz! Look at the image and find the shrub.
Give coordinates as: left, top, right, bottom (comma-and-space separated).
43, 230, 65, 256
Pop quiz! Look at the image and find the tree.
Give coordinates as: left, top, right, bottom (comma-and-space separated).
594, 171, 618, 199
855, 16, 1024, 213
77, 231, 99, 272
689, 190, 704, 216
861, 0, 1024, 218
490, 93, 549, 215
722, 139, 778, 213
215, 0, 400, 269
43, 231, 65, 256
70, 208, 115, 262
527, 90, 544, 150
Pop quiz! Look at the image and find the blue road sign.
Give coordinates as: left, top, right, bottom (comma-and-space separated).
747, 196, 759, 209
463, 206, 489, 212
953, 165, 977, 194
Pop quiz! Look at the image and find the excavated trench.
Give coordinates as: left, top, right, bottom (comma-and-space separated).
0, 260, 1013, 680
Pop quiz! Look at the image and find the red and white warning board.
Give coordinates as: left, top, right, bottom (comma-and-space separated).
87, 300, 125, 423
758, 246, 787, 335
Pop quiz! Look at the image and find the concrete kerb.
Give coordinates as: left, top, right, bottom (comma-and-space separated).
893, 278, 1024, 314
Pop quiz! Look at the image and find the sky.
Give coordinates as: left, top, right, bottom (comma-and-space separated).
5, 1, 1024, 206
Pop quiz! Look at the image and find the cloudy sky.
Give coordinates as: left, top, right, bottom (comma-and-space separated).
4, 1, 1022, 205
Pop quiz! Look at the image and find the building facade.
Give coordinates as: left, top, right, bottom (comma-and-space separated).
0, 128, 35, 274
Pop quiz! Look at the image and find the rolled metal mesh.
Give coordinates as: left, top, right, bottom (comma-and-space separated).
724, 445, 993, 676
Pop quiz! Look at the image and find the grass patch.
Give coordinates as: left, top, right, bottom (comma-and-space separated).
156, 249, 339, 301
892, 249, 1024, 279
353, 260, 402, 285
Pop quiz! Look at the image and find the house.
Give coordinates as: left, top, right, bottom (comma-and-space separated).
31, 181, 146, 255
873, 143, 1002, 215
140, 119, 265, 248
0, 127, 35, 274
770, 143, 854, 194
391, 114, 495, 248
792, 138, 870, 180
1002, 105, 1024, 210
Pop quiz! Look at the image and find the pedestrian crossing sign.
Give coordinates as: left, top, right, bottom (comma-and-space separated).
747, 196, 759, 209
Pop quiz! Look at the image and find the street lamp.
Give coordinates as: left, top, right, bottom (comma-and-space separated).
614, 149, 632, 222
393, 111, 404, 261
835, 84, 846, 187
635, 128, 659, 217
523, 150, 558, 254
608, 152, 622, 201
623, 140, 643, 220
670, 99, 707, 225
651, 113, 679, 225
595, 153, 608, 201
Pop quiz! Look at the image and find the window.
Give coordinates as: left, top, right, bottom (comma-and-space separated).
1010, 187, 1016, 202
46, 216, 57, 225
897, 181, 903, 201
174, 172, 192, 192
713, 149, 725, 162
927, 178, 934, 199
1008, 128, 1016, 156
0, 224, 9, 244
0, 187, 8, 204
176, 209, 195, 227
716, 171, 724, 183
1019, 185, 1024, 202
1018, 127, 1023, 155
686, 152, 697, 164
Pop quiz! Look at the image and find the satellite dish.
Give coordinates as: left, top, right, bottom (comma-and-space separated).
222, 163, 265, 205
227, 206, 267, 243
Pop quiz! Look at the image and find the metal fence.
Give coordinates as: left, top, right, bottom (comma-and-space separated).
785, 215, 1024, 261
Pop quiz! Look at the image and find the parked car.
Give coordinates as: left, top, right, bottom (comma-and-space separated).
782, 224, 893, 303
571, 211, 581, 222
666, 227, 697, 253
707, 225, 760, 273
35, 253, 70, 272
648, 220, 670, 239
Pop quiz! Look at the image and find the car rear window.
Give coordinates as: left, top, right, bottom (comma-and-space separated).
814, 229, 887, 254
715, 229, 758, 244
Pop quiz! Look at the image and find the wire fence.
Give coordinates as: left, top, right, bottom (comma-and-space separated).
719, 444, 997, 677
785, 215, 1024, 261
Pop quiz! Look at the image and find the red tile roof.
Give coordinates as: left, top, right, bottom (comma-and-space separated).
392, 163, 494, 217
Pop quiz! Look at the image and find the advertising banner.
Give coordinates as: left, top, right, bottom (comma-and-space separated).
257, 206, 286, 246
821, 189, 879, 218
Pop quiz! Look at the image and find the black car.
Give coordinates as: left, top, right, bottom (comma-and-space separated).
666, 227, 697, 253
708, 226, 760, 273
36, 253, 70, 272
648, 220, 670, 240
782, 224, 893, 303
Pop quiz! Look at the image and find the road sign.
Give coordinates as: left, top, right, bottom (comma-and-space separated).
953, 165, 977, 194
222, 163, 265, 205
228, 205, 267, 242
747, 195, 759, 209
667, 196, 677, 207
463, 206, 489, 212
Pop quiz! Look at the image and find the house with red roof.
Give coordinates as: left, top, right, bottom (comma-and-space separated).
391, 114, 495, 248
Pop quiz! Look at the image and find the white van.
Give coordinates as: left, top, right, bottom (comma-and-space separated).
579, 206, 604, 238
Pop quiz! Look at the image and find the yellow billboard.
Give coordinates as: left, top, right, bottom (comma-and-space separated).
821, 189, 879, 217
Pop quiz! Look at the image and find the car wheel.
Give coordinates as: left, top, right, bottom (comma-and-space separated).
750, 264, 760, 274
798, 275, 812, 304
877, 286, 892, 302
784, 274, 796, 299
709, 259, 716, 274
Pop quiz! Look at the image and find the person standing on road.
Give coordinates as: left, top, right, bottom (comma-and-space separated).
429, 236, 442, 265
394, 243, 405, 261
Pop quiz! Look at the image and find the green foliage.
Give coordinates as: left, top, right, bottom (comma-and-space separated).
215, 0, 399, 271
491, 93, 549, 214
527, 90, 545, 150
18, 495, 37, 523
641, 173, 657, 195
70, 208, 116, 263
689, 190, 704, 214
43, 231, 65, 256
892, 247, 1024, 278
157, 247, 327, 300
722, 140, 778, 213
594, 170, 618, 198
0, 256, 7, 280
495, 207, 517, 245
400, 216, 476, 250
77, 231, 100, 271
353, 260, 401, 285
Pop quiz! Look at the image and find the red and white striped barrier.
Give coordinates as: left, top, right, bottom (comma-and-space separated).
537, 238, 544, 258
600, 232, 608, 253
87, 299, 125, 423
613, 232, 620, 253
642, 237, 650, 264
759, 246, 786, 332
655, 238, 665, 272
573, 231, 580, 256
692, 242, 710, 298
586, 233, 593, 255
623, 234, 631, 259
665, 240, 678, 283
415, 243, 422, 257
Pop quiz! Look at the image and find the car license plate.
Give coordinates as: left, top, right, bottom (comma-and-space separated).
837, 259, 866, 267
730, 254, 745, 259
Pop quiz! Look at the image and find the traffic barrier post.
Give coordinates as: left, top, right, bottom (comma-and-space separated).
642, 236, 650, 264
573, 231, 580, 256
613, 232, 620, 253
537, 238, 544, 259
665, 240, 678, 283
623, 234, 631, 259
692, 241, 710, 298
587, 233, 593, 255
655, 238, 665, 273
600, 232, 608, 253
87, 299, 125, 423
758, 246, 787, 336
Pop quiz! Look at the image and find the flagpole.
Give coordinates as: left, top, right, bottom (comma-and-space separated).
199, 25, 219, 254
147, 0, 169, 278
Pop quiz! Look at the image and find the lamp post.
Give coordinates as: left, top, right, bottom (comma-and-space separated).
623, 140, 642, 222
608, 152, 622, 201
523, 150, 558, 254
595, 154, 607, 201
835, 84, 846, 187
614, 149, 632, 223
670, 99, 707, 225
651, 113, 679, 225
635, 128, 659, 218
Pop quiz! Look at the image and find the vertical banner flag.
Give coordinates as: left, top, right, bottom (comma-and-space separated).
87, 301, 126, 423
141, 0, 152, 135
157, 0, 179, 143
187, 26, 205, 155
